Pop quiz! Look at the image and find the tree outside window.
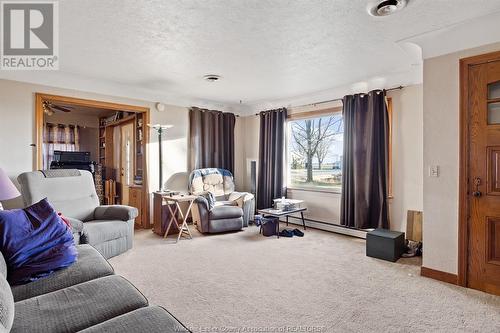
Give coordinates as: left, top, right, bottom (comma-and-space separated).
288, 113, 343, 190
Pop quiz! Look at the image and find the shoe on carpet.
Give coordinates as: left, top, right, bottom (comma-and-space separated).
293, 229, 304, 237
279, 229, 294, 237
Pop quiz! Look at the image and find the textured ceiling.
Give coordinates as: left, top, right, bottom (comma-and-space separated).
3, 0, 500, 111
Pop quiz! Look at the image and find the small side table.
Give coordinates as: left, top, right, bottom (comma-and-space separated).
163, 194, 197, 243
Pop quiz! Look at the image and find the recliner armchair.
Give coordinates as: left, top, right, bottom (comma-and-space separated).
189, 168, 255, 233
189, 168, 255, 226
193, 195, 244, 233
17, 170, 137, 259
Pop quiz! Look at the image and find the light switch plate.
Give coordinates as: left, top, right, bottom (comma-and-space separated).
429, 165, 440, 177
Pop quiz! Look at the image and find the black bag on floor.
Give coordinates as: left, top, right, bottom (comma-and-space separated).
261, 216, 278, 237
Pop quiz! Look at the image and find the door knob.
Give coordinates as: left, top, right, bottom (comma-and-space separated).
472, 177, 482, 198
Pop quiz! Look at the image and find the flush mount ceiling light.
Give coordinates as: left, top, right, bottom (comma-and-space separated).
368, 0, 408, 17
203, 74, 221, 82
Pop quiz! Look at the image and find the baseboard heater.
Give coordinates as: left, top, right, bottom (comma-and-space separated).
278, 215, 367, 239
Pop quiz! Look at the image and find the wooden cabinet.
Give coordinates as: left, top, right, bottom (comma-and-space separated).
129, 185, 143, 228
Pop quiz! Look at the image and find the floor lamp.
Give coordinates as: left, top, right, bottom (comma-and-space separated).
148, 124, 173, 192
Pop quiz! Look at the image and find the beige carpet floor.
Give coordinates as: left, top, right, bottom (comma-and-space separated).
109, 225, 500, 333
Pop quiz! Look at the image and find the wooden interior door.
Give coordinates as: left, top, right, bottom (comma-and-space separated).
120, 122, 135, 205
467, 59, 500, 295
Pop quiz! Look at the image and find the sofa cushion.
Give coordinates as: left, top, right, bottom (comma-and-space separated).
77, 306, 190, 333
12, 275, 148, 333
0, 275, 14, 332
214, 200, 238, 207
11, 244, 114, 302
17, 170, 99, 222
83, 220, 130, 245
0, 198, 78, 285
209, 205, 243, 220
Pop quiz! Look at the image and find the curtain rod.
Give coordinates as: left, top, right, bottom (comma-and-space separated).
254, 85, 404, 116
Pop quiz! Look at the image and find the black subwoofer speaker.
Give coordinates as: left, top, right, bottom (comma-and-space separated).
366, 228, 405, 262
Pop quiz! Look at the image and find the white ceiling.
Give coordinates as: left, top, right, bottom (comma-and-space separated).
2, 0, 500, 114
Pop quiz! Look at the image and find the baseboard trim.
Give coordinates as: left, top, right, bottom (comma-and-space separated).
277, 216, 367, 239
421, 266, 458, 285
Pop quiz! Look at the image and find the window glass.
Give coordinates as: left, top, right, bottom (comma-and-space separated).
287, 114, 344, 190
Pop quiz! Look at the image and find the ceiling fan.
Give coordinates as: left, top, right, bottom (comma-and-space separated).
42, 101, 73, 115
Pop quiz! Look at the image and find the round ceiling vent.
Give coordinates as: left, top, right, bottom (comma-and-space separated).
203, 74, 221, 82
368, 0, 408, 17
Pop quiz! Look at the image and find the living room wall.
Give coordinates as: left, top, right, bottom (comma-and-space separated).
0, 79, 246, 216
422, 42, 500, 275
239, 84, 424, 233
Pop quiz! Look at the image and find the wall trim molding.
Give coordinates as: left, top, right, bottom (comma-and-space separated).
420, 266, 458, 285
280, 215, 367, 239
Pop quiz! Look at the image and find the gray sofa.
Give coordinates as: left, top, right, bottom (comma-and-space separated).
0, 244, 189, 332
17, 170, 136, 259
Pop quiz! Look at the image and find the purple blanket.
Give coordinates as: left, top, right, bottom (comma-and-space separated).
0, 198, 78, 285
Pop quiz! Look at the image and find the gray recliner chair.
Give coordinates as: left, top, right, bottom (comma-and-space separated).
17, 170, 137, 259
192, 195, 244, 234
188, 168, 255, 226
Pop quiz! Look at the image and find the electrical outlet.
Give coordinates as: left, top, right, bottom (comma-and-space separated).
429, 165, 440, 177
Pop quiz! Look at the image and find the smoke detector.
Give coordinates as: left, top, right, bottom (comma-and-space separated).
368, 0, 408, 17
203, 74, 221, 82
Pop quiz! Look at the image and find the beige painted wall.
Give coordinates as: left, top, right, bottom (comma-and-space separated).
239, 85, 424, 232
387, 85, 424, 232
422, 42, 500, 274
0, 79, 246, 213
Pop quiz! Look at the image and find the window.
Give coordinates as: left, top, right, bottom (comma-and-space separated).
43, 123, 80, 169
287, 110, 344, 191
286, 99, 393, 195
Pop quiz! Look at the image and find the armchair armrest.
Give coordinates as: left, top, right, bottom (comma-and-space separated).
93, 205, 138, 221
193, 197, 210, 233
228, 192, 255, 227
65, 217, 84, 234
194, 196, 210, 211
228, 191, 254, 207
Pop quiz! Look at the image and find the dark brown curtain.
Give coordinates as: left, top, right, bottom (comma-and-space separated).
189, 107, 236, 173
257, 108, 287, 209
341, 90, 389, 229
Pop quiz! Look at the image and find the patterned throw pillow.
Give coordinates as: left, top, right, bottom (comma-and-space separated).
0, 198, 78, 285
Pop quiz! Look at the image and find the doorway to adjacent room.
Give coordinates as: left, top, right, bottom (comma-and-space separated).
34, 93, 150, 228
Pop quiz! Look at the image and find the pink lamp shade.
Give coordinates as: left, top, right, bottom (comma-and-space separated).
0, 168, 20, 201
